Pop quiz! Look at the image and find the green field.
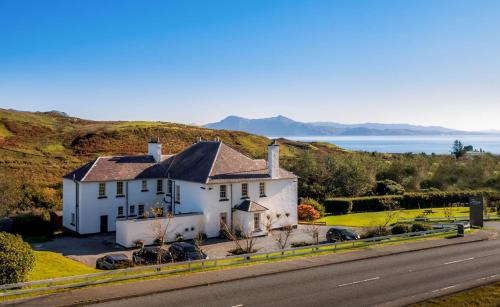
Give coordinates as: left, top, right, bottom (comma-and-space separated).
28, 251, 98, 281
317, 207, 470, 227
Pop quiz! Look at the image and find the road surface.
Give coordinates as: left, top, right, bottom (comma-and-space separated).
88, 238, 500, 307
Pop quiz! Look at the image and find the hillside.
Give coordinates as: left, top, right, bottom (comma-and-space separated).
0, 108, 340, 186
204, 115, 471, 136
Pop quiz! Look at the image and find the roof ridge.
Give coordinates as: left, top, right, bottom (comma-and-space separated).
80, 157, 100, 182
205, 142, 222, 184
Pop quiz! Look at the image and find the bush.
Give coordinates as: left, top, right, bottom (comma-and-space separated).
375, 180, 405, 195
291, 241, 314, 248
11, 210, 52, 237
411, 223, 432, 232
361, 227, 390, 239
391, 224, 411, 235
300, 198, 325, 217
324, 199, 353, 215
297, 204, 320, 221
175, 233, 184, 242
0, 232, 36, 285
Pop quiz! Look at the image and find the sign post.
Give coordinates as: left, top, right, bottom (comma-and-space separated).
469, 196, 484, 227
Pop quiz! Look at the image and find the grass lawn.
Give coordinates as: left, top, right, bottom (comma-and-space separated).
416, 281, 500, 306
28, 251, 99, 281
318, 207, 470, 227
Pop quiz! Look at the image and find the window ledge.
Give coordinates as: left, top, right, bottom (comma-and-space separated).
128, 214, 137, 218
259, 195, 267, 198
117, 215, 125, 219
98, 196, 107, 199
219, 198, 229, 202
116, 195, 125, 198
156, 192, 165, 195
174, 201, 180, 204
141, 189, 149, 192
70, 223, 75, 226
241, 196, 250, 200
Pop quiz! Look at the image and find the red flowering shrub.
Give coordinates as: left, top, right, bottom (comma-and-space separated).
297, 204, 320, 221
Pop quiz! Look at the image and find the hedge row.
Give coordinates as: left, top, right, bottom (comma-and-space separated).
324, 191, 500, 215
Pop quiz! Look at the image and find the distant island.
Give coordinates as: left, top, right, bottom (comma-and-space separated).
205, 115, 496, 137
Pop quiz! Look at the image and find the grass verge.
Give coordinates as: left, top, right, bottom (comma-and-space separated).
416, 281, 500, 307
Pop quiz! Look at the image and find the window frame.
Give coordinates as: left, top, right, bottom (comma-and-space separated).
156, 179, 164, 194
129, 205, 135, 216
253, 213, 261, 231
167, 179, 173, 195
241, 183, 248, 198
259, 182, 266, 197
117, 206, 124, 217
98, 182, 106, 198
141, 180, 148, 192
219, 185, 227, 201
116, 181, 124, 197
175, 185, 181, 204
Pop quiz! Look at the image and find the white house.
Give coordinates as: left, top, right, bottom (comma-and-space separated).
63, 138, 298, 247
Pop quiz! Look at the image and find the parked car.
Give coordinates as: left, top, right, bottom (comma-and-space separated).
96, 254, 134, 270
132, 247, 173, 265
169, 242, 208, 261
326, 227, 360, 242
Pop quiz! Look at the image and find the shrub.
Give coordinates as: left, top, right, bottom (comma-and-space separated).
411, 223, 432, 232
175, 233, 184, 242
375, 180, 405, 195
291, 241, 314, 247
361, 227, 390, 239
11, 209, 52, 237
297, 204, 320, 221
300, 198, 325, 217
133, 239, 144, 248
391, 224, 411, 235
0, 232, 35, 285
324, 199, 353, 215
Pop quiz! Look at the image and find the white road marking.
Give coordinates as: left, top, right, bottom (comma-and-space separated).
432, 285, 457, 293
337, 276, 380, 287
443, 257, 474, 265
231, 304, 243, 307
478, 274, 499, 281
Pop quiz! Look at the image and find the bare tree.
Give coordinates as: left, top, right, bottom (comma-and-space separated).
270, 212, 295, 252
193, 231, 205, 258
304, 223, 321, 245
220, 220, 258, 254
376, 199, 400, 235
149, 204, 173, 265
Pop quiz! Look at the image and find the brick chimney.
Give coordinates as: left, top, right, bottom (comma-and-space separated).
148, 137, 162, 163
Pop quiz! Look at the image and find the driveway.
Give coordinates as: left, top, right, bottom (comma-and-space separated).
32, 225, 356, 266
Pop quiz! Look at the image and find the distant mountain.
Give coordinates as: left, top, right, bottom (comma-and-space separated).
204, 115, 479, 136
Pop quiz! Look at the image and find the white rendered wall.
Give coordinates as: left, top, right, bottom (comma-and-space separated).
62, 179, 77, 232
116, 213, 204, 247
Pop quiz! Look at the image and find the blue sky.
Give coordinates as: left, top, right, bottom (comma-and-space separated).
1, 0, 499, 130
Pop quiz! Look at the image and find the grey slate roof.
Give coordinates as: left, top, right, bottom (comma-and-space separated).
234, 199, 269, 212
64, 141, 297, 184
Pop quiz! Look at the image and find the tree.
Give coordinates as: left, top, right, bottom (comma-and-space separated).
269, 213, 294, 252
220, 221, 258, 255
0, 232, 35, 285
149, 205, 173, 265
304, 223, 321, 245
452, 140, 465, 158
374, 180, 405, 195
300, 197, 325, 217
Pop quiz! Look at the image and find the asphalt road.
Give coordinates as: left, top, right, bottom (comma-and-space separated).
88, 238, 500, 307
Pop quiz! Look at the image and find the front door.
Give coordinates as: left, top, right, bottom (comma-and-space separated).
100, 215, 108, 233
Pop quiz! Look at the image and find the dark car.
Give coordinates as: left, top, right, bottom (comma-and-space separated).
169, 242, 208, 261
132, 247, 173, 265
326, 227, 360, 242
96, 254, 134, 270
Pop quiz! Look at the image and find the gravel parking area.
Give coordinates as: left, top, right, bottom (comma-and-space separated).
32, 225, 359, 267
